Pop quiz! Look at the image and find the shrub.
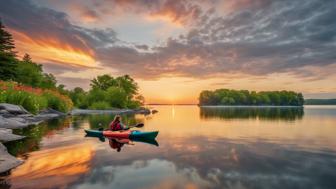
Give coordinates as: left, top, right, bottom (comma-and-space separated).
0, 89, 47, 114
106, 87, 127, 108
22, 94, 47, 114
87, 89, 107, 105
0, 81, 73, 113
42, 91, 73, 113
126, 100, 141, 109
89, 101, 111, 110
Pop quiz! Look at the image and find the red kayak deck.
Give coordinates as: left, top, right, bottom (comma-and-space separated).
102, 130, 132, 139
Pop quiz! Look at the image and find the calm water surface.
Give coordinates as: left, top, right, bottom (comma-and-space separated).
1, 105, 336, 189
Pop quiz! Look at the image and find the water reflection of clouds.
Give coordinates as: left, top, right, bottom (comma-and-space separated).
4, 106, 336, 189
71, 159, 212, 189
71, 135, 336, 189
9, 143, 94, 189
158, 137, 336, 189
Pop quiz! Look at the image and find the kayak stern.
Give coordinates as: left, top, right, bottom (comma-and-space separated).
130, 130, 159, 140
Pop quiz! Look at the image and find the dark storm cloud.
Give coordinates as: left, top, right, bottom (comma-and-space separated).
0, 0, 335, 79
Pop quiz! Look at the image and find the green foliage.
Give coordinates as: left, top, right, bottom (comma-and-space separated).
90, 74, 138, 99
115, 75, 138, 99
0, 52, 17, 81
89, 101, 111, 110
0, 89, 47, 114
40, 73, 57, 89
16, 60, 44, 87
0, 20, 18, 81
70, 74, 144, 109
106, 86, 127, 108
0, 21, 57, 88
199, 89, 304, 106
0, 21, 144, 110
15, 53, 57, 89
69, 87, 88, 108
90, 74, 116, 90
87, 88, 107, 105
42, 92, 71, 113
0, 21, 16, 55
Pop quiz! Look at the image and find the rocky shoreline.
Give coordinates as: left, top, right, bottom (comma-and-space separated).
0, 103, 155, 174
0, 103, 67, 173
70, 107, 151, 115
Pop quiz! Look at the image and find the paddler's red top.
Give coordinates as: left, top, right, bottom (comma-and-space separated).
109, 120, 122, 131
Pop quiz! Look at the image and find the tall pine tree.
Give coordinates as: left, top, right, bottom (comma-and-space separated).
0, 20, 17, 80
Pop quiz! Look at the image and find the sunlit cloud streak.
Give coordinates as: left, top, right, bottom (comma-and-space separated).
1, 0, 335, 79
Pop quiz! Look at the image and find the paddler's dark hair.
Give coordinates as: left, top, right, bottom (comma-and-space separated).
113, 115, 121, 123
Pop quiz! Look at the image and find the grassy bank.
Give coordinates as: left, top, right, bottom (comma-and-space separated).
0, 81, 73, 114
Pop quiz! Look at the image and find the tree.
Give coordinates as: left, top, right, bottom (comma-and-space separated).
22, 53, 32, 63
40, 73, 57, 89
16, 54, 44, 87
0, 20, 16, 55
57, 84, 69, 95
69, 87, 88, 108
90, 74, 116, 90
0, 20, 17, 80
106, 87, 127, 108
297, 93, 304, 106
199, 89, 304, 106
134, 95, 145, 105
0, 52, 17, 80
115, 75, 138, 99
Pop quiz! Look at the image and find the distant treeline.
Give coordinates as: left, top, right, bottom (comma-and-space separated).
199, 89, 304, 106
305, 99, 336, 105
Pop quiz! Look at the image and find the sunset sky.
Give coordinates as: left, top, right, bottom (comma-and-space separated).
1, 0, 335, 104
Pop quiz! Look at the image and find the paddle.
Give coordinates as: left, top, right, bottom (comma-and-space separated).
98, 123, 144, 131
131, 123, 144, 128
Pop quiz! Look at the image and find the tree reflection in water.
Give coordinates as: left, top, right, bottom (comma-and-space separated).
200, 107, 304, 121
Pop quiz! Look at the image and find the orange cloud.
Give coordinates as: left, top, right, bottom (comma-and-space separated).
220, 0, 269, 13
148, 0, 201, 26
10, 29, 96, 67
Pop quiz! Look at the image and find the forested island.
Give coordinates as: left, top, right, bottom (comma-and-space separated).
199, 89, 304, 106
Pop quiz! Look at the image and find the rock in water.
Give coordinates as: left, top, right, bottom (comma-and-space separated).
0, 115, 28, 129
0, 103, 30, 115
0, 143, 23, 173
0, 128, 25, 142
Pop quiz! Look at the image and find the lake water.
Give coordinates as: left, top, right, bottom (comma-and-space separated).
1, 105, 336, 189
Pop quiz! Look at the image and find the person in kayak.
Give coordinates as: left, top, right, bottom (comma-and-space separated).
109, 115, 129, 131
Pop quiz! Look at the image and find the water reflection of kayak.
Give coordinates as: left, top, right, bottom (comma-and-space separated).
84, 129, 159, 140
84, 129, 159, 147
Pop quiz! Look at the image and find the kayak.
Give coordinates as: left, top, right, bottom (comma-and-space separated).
85, 133, 159, 146
85, 129, 159, 140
